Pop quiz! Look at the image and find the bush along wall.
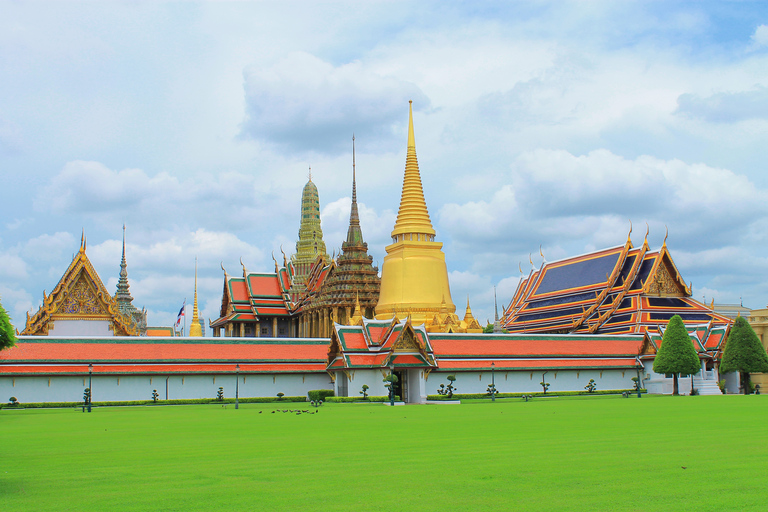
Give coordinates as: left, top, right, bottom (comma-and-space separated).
307, 390, 335, 402
325, 396, 400, 403
426, 389, 643, 400
0, 396, 308, 409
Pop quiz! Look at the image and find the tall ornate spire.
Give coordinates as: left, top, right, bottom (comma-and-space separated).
302, 135, 381, 333
346, 134, 364, 245
189, 257, 202, 337
115, 225, 134, 309
391, 100, 435, 239
112, 225, 147, 334
290, 170, 329, 302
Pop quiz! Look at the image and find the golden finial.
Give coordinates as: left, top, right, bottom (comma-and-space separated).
710, 298, 715, 309
627, 220, 632, 244
529, 253, 534, 270
80, 229, 86, 253
308, 166, 312, 181
407, 100, 415, 149
519, 262, 523, 276
220, 261, 228, 277
280, 245, 288, 268
663, 225, 668, 247
271, 252, 278, 272
240, 257, 248, 276
644, 222, 649, 245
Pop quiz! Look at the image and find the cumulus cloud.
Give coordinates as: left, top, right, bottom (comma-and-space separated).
675, 87, 768, 123
240, 52, 429, 153
751, 24, 768, 48
440, 148, 767, 254
34, 160, 292, 232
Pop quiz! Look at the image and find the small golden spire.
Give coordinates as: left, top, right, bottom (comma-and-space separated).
189, 258, 202, 337
663, 225, 669, 247
308, 166, 312, 181
627, 220, 632, 244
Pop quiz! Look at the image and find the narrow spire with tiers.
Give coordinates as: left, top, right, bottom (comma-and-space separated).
189, 258, 202, 337
289, 169, 329, 302
302, 135, 381, 333
115, 225, 133, 309
376, 102, 458, 331
113, 225, 147, 334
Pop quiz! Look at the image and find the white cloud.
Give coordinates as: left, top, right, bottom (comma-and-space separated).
240, 52, 428, 153
440, 149, 767, 254
751, 24, 768, 48
676, 87, 768, 123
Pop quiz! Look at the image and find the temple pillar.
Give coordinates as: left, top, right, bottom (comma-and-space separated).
239, 323, 245, 337
273, 317, 278, 337
255, 320, 260, 337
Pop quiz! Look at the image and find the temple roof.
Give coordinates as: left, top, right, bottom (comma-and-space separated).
502, 234, 731, 336
327, 317, 437, 370
1, 336, 328, 375
21, 234, 140, 336
210, 262, 295, 328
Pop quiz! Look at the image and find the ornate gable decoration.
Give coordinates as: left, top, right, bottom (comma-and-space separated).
22, 236, 138, 336
643, 249, 689, 297
394, 327, 420, 352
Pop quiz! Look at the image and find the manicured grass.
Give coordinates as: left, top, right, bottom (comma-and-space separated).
1, 395, 766, 511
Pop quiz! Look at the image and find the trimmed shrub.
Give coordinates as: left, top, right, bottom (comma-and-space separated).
326, 396, 400, 403
427, 389, 641, 400
653, 314, 700, 395
308, 389, 335, 402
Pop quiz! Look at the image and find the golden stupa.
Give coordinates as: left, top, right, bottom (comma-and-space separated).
375, 101, 462, 331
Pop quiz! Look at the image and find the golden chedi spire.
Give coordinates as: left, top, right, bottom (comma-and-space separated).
375, 101, 458, 331
189, 258, 202, 337
391, 101, 436, 239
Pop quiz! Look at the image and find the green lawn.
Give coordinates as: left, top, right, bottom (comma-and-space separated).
1, 395, 766, 511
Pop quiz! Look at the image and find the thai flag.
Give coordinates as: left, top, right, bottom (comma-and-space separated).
175, 300, 186, 329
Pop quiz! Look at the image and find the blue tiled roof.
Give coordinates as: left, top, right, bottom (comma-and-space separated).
630, 256, 656, 290
535, 251, 621, 296
647, 297, 691, 308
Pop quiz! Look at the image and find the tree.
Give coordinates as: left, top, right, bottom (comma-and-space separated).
0, 297, 17, 350
653, 315, 700, 395
720, 316, 768, 394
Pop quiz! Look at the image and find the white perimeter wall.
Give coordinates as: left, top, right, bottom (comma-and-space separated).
1, 373, 333, 403
426, 369, 638, 395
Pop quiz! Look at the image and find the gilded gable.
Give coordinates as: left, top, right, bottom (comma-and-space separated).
22, 237, 139, 336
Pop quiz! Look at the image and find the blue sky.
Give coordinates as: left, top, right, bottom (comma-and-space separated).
1, 1, 767, 330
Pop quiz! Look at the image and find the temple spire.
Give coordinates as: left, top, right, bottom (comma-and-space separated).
391, 100, 435, 239
115, 225, 134, 308
189, 257, 202, 337
346, 134, 363, 245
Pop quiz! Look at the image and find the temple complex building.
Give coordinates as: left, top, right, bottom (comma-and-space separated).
21, 234, 145, 336
298, 136, 381, 337
375, 102, 476, 332
500, 229, 733, 394
209, 258, 297, 337
289, 172, 329, 303
501, 230, 732, 337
